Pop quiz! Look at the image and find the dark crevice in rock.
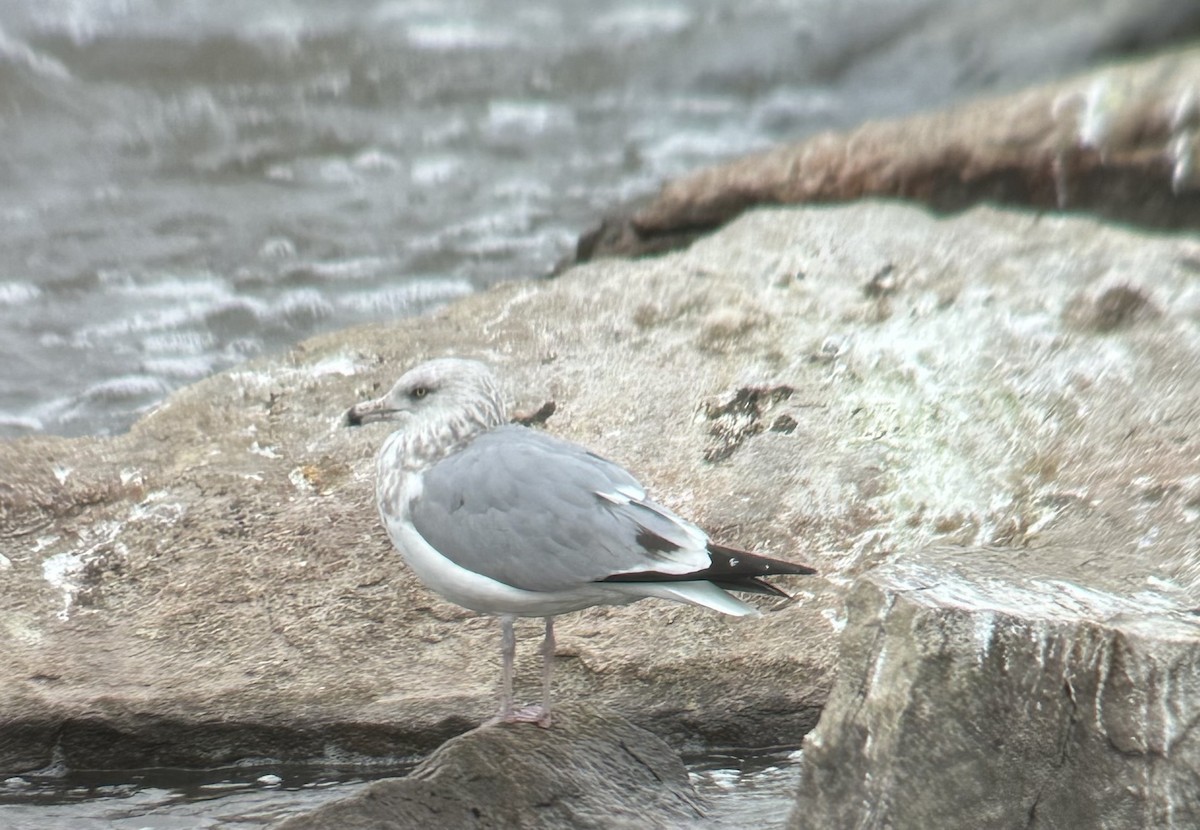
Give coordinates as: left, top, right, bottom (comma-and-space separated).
4, 714, 472, 775
570, 214, 732, 269
1064, 283, 1160, 333
862, 264, 900, 299
617, 738, 665, 784
702, 385, 795, 463
513, 400, 557, 427
579, 171, 1200, 265
1026, 677, 1081, 827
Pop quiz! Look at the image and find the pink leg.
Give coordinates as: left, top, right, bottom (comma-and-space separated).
491, 616, 556, 728
495, 615, 517, 720
537, 616, 555, 727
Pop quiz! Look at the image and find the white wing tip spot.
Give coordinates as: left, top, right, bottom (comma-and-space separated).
615, 483, 645, 500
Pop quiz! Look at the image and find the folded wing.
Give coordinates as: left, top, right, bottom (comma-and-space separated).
407, 425, 814, 594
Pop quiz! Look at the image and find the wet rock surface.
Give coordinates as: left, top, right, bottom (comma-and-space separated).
272, 705, 704, 830
579, 46, 1200, 260
791, 549, 1200, 829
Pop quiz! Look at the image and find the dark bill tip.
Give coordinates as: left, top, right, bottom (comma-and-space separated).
345, 397, 395, 427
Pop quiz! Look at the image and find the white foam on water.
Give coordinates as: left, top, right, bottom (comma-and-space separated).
591, 5, 691, 40
335, 279, 473, 315
410, 155, 464, 187
404, 20, 516, 51
0, 281, 41, 306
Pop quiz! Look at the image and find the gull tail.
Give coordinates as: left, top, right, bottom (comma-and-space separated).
601, 541, 816, 612
607, 581, 764, 617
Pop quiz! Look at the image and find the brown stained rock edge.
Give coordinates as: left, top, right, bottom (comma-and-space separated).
574, 48, 1200, 262
579, 156, 1200, 264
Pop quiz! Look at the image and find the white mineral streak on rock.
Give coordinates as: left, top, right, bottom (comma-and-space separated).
250, 442, 281, 459
820, 607, 846, 632
972, 610, 995, 664
309, 355, 360, 377
37, 493, 186, 621
42, 551, 87, 621
289, 467, 315, 493
127, 491, 187, 525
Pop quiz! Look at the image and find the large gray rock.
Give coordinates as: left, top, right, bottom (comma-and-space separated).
272, 705, 704, 830
792, 549, 1200, 829
579, 46, 1200, 260
1, 200, 1197, 814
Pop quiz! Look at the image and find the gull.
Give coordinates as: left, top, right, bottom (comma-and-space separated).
346, 358, 815, 727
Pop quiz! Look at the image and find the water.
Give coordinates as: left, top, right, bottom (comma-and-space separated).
0, 749, 802, 829
2, 0, 1193, 438
0, 763, 416, 830
688, 748, 807, 828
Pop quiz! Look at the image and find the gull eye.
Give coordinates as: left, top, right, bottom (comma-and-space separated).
411, 386, 429, 400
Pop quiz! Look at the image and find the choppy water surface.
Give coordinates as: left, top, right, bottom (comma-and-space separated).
0, 763, 414, 830
2, 0, 1193, 437
0, 748, 801, 829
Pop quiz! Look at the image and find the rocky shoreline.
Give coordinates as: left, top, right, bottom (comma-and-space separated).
3, 45, 1200, 830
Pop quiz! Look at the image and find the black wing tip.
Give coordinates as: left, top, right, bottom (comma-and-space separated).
634, 527, 684, 554
600, 542, 817, 591
705, 541, 818, 577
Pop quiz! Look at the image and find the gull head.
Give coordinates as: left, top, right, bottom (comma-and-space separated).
345, 358, 507, 432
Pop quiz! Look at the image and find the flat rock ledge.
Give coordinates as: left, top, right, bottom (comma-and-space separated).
2, 199, 1197, 816
791, 548, 1200, 830
273, 705, 704, 830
